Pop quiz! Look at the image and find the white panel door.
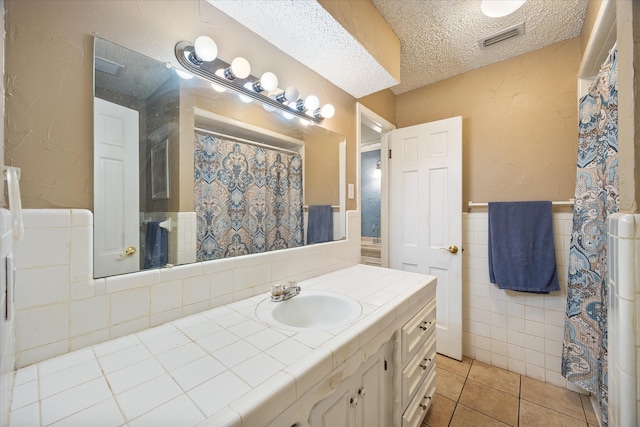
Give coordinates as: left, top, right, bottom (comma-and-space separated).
389, 117, 463, 360
94, 98, 140, 277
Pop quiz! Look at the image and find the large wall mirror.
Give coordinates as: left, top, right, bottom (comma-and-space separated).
93, 37, 346, 279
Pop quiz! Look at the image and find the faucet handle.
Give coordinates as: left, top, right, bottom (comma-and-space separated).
271, 284, 283, 297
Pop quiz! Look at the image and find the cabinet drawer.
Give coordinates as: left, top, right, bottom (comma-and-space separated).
402, 365, 436, 427
402, 298, 436, 363
402, 329, 436, 404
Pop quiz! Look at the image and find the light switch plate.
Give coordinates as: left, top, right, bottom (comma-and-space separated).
348, 183, 354, 199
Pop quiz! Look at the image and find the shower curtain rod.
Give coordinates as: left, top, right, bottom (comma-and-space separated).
194, 127, 301, 155
467, 199, 575, 210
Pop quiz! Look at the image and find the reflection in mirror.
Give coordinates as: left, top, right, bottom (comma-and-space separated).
93, 37, 346, 279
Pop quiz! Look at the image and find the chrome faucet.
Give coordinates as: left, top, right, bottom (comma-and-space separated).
271, 280, 301, 302
372, 224, 380, 244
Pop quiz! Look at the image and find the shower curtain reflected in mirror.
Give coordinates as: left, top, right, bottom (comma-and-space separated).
194, 130, 303, 261
562, 46, 618, 426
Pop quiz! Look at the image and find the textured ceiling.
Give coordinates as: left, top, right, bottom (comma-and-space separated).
207, 0, 399, 99
207, 0, 589, 97
372, 0, 590, 94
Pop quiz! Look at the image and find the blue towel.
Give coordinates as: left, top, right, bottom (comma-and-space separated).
488, 201, 560, 293
306, 205, 333, 244
144, 221, 168, 269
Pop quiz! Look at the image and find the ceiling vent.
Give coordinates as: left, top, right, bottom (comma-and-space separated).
480, 22, 525, 48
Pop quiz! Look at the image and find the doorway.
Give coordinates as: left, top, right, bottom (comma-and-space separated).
357, 104, 395, 268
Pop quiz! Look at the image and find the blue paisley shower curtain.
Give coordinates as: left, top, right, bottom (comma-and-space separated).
561, 46, 618, 426
194, 130, 304, 261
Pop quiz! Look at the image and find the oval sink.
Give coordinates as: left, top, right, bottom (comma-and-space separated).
255, 290, 362, 331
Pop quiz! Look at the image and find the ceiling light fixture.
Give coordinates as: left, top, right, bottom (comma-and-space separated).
480, 0, 526, 18
175, 38, 334, 124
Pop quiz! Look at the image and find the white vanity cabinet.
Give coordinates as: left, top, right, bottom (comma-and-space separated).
309, 341, 392, 427
260, 268, 437, 427
401, 298, 437, 427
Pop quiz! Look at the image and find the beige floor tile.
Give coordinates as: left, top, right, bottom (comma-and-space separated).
436, 354, 473, 378
458, 380, 519, 426
520, 376, 585, 421
520, 400, 588, 427
436, 368, 466, 402
421, 393, 456, 427
580, 394, 599, 425
449, 403, 510, 427
466, 360, 520, 396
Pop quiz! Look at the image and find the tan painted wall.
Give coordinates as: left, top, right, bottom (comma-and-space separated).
396, 38, 581, 206
5, 0, 357, 210
580, 0, 603, 55
319, 0, 400, 85
617, 0, 640, 212
358, 89, 397, 126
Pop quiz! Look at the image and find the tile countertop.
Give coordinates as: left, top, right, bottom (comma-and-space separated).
10, 264, 436, 427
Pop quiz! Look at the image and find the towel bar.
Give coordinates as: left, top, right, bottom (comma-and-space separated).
467, 199, 574, 211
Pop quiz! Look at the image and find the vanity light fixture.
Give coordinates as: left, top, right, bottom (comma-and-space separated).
175, 38, 333, 124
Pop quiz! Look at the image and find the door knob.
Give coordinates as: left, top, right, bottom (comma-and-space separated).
439, 245, 459, 254
120, 246, 137, 257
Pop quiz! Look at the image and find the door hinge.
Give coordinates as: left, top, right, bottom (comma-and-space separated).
384, 359, 388, 371
388, 149, 392, 159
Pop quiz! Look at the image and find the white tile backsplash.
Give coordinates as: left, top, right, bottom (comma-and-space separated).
462, 212, 573, 389
12, 209, 360, 367
607, 213, 640, 427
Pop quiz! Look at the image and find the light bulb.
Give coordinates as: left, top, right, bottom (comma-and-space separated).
304, 95, 320, 111
282, 109, 295, 120
263, 94, 278, 112
223, 57, 251, 80
174, 69, 194, 80
320, 104, 335, 119
276, 86, 299, 103
194, 36, 218, 62
211, 82, 226, 93
480, 0, 526, 17
259, 72, 279, 91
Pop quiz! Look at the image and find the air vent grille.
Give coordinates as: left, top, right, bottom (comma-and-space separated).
480, 23, 525, 48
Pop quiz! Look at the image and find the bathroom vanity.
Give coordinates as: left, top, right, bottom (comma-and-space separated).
219, 264, 437, 427
8, 264, 436, 427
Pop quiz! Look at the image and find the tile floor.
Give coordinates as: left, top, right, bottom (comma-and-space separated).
421, 355, 600, 427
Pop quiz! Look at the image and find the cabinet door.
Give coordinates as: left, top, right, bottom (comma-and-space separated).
310, 388, 354, 427
310, 342, 391, 427
357, 352, 387, 427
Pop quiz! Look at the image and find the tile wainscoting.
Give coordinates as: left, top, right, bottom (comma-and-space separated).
1, 209, 16, 426
461, 212, 582, 392
13, 209, 360, 368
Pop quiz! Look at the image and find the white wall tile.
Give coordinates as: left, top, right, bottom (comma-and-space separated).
110, 288, 149, 325
183, 275, 210, 305
11, 208, 359, 366
14, 266, 70, 310
462, 212, 574, 389
15, 303, 69, 351
71, 295, 109, 336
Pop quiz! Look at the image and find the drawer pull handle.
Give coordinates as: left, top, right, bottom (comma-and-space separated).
419, 325, 427, 330
420, 364, 428, 370
420, 404, 427, 411
350, 397, 358, 408
358, 388, 366, 397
